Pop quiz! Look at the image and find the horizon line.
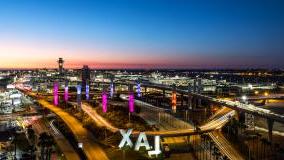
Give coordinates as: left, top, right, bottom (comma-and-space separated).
0, 67, 283, 71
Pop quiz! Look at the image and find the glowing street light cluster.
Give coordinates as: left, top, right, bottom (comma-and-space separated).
53, 82, 59, 106
102, 92, 108, 113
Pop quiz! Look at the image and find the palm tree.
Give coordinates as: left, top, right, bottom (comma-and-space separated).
12, 132, 18, 160
239, 123, 247, 135
200, 134, 205, 160
28, 144, 36, 160
274, 143, 280, 159
278, 147, 284, 160
38, 132, 48, 160
213, 145, 218, 160
255, 132, 261, 159
222, 155, 229, 160
209, 141, 214, 160
38, 132, 54, 160
260, 138, 268, 159
266, 141, 272, 158
45, 135, 55, 160
203, 134, 209, 160
215, 150, 221, 160
27, 126, 36, 144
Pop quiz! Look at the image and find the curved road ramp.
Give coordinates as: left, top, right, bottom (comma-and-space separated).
16, 87, 109, 160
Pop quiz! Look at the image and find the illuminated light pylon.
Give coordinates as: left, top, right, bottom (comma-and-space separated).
86, 84, 90, 100
64, 81, 69, 102
110, 82, 114, 98
136, 82, 141, 97
77, 84, 82, 106
77, 84, 82, 95
171, 91, 177, 112
102, 92, 108, 113
53, 82, 59, 106
129, 92, 135, 113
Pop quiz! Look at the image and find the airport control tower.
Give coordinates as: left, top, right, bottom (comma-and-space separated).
58, 58, 64, 75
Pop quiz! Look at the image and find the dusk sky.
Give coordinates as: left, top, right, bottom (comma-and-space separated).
0, 0, 284, 69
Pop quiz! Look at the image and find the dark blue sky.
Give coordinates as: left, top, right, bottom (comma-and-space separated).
0, 0, 284, 68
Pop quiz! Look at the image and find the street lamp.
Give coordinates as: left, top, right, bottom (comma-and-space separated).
242, 95, 247, 104
248, 84, 253, 90
242, 95, 247, 101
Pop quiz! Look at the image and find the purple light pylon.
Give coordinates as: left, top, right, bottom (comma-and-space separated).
129, 93, 135, 113
136, 82, 141, 97
77, 85, 81, 95
77, 84, 82, 106
102, 92, 108, 113
53, 82, 59, 106
110, 83, 114, 98
86, 84, 89, 100
64, 84, 68, 102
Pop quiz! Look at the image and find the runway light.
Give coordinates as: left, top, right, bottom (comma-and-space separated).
102, 92, 108, 113
264, 92, 269, 96
254, 91, 259, 95
129, 93, 135, 113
